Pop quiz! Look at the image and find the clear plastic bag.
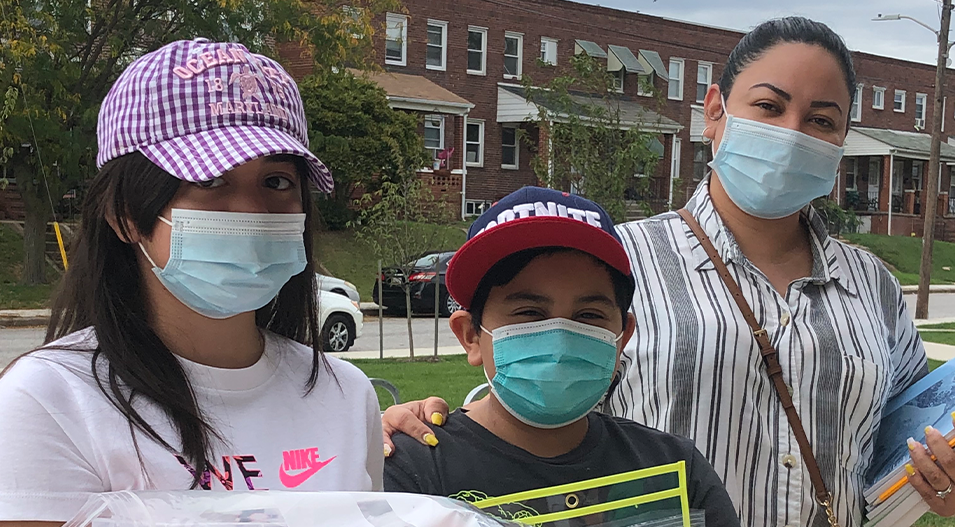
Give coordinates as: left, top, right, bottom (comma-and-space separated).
64, 491, 520, 527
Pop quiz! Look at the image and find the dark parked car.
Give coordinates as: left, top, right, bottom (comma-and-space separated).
373, 251, 462, 317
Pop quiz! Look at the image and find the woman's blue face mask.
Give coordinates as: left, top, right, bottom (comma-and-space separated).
710, 96, 845, 220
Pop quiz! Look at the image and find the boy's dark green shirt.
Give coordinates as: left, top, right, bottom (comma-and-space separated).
384, 409, 741, 526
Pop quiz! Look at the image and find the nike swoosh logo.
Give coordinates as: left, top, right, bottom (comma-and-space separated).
278, 456, 337, 488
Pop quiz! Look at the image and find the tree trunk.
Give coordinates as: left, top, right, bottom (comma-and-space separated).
405, 288, 414, 359
14, 158, 50, 285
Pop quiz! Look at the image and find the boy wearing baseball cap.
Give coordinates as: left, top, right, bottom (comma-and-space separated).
384, 187, 739, 526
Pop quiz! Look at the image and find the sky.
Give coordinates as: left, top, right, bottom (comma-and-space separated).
576, 0, 947, 66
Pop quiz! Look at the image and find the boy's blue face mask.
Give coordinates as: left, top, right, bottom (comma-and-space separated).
139, 208, 307, 319
709, 97, 845, 220
481, 318, 622, 429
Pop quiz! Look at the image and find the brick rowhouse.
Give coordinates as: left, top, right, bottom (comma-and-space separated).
274, 0, 955, 236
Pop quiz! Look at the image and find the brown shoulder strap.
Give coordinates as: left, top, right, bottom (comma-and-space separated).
676, 208, 837, 516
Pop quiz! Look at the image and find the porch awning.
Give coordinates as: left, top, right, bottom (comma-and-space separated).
496, 84, 683, 134
607, 45, 645, 74
638, 50, 669, 80
844, 127, 955, 163
354, 70, 474, 115
574, 40, 608, 59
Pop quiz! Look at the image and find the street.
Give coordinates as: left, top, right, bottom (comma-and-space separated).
4, 293, 955, 369
0, 314, 463, 369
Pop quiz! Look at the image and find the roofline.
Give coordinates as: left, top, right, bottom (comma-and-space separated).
386, 95, 474, 115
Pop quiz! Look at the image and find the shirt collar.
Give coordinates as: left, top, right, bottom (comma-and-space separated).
681, 174, 856, 296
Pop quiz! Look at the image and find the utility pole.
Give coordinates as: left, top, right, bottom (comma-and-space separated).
916, 0, 953, 319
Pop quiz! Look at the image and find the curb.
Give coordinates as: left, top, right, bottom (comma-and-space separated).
901, 285, 955, 294
0, 317, 49, 328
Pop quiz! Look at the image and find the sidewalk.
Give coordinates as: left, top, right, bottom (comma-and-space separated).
0, 309, 50, 327
328, 345, 463, 360
902, 285, 955, 294
0, 304, 385, 328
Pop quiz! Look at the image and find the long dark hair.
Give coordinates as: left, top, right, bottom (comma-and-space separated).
719, 16, 857, 102
43, 151, 326, 486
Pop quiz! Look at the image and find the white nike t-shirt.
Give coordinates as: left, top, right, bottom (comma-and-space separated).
0, 328, 383, 521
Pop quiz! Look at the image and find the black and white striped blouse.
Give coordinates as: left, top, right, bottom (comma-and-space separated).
609, 177, 928, 527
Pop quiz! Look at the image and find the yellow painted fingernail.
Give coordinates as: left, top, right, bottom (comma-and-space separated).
384, 444, 392, 457
423, 433, 439, 447
431, 412, 445, 426
951, 411, 955, 421
926, 426, 936, 435
908, 437, 919, 451
906, 463, 916, 476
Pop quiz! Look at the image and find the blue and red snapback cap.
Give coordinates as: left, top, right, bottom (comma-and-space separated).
446, 186, 635, 309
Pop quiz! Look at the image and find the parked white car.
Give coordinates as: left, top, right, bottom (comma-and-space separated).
319, 289, 363, 352
317, 273, 361, 303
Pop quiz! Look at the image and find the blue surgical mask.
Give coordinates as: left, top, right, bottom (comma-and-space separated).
709, 100, 845, 220
481, 318, 622, 429
139, 209, 307, 319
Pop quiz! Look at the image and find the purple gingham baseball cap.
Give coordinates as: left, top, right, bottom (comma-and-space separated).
97, 38, 333, 192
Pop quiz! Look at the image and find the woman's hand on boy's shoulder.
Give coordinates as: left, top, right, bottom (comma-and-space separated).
382, 397, 449, 457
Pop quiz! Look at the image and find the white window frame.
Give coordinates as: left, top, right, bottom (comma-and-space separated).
385, 13, 408, 67
467, 26, 488, 76
637, 74, 653, 97
696, 62, 712, 104
916, 93, 928, 121
612, 68, 625, 93
895, 90, 906, 113
845, 158, 858, 190
668, 58, 684, 101
851, 83, 863, 123
501, 125, 519, 170
671, 137, 682, 190
341, 6, 365, 39
465, 200, 492, 217
504, 31, 523, 79
465, 119, 485, 167
541, 37, 558, 66
873, 86, 885, 110
425, 19, 448, 71
424, 115, 445, 159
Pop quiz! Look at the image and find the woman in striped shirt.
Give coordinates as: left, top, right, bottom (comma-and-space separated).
382, 16, 949, 527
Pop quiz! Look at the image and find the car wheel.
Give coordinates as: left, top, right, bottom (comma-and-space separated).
323, 314, 354, 352
440, 290, 462, 317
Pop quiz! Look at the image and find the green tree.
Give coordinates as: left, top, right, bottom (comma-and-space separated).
354, 177, 457, 359
0, 0, 399, 284
523, 54, 664, 222
300, 71, 429, 228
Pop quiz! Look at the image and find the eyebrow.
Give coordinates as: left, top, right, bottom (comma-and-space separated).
503, 292, 552, 304
577, 294, 617, 308
502, 291, 616, 307
750, 82, 843, 115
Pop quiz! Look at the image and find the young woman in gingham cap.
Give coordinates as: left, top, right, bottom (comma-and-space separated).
0, 39, 382, 525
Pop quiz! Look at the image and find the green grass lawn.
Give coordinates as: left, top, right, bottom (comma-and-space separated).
0, 224, 57, 309
843, 233, 955, 285
346, 353, 484, 410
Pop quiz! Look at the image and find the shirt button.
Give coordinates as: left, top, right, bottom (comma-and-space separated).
780, 312, 791, 327
782, 454, 798, 469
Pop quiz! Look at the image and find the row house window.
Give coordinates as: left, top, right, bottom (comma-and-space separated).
467, 26, 487, 75
873, 86, 885, 110
851, 83, 862, 123
504, 32, 523, 79
668, 58, 684, 101
696, 62, 712, 103
895, 90, 906, 112
426, 20, 448, 70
